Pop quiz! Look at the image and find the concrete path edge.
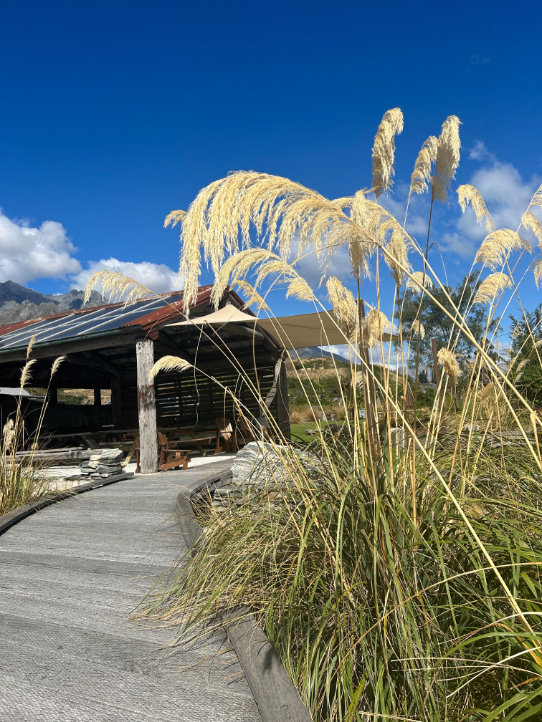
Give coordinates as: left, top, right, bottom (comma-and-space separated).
0, 472, 134, 536
176, 474, 313, 722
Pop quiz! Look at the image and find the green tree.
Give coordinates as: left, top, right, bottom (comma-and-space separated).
397, 273, 499, 369
509, 303, 542, 406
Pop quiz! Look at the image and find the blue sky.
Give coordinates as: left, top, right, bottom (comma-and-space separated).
1, 0, 541, 323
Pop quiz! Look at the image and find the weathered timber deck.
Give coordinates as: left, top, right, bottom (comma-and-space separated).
0, 460, 261, 721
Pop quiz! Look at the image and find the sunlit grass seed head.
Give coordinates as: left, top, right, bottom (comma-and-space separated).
84, 270, 153, 304
437, 347, 461, 388
371, 108, 404, 199
457, 184, 495, 233
521, 210, 542, 248
50, 356, 65, 379
164, 209, 187, 229
475, 229, 531, 271
431, 115, 461, 205
20, 359, 36, 389
326, 276, 358, 342
409, 135, 439, 196
149, 355, 192, 383
2, 419, 15, 451
410, 319, 425, 340
474, 272, 512, 304
406, 271, 433, 291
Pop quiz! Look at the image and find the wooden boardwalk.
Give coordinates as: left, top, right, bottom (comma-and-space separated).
0, 460, 261, 721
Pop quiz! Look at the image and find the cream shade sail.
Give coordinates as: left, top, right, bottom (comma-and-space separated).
167, 304, 397, 350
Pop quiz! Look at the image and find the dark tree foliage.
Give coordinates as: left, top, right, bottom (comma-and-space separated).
396, 273, 500, 367
509, 303, 542, 406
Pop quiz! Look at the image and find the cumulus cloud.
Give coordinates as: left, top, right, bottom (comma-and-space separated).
0, 209, 82, 284
440, 143, 541, 258
71, 258, 180, 295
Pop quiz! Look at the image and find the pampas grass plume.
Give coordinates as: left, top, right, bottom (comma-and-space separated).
20, 359, 36, 389
149, 356, 192, 383
85, 271, 153, 304
372, 108, 404, 199
164, 210, 187, 228
410, 136, 439, 195
326, 276, 358, 341
437, 347, 461, 387
50, 356, 65, 379
406, 271, 433, 291
474, 272, 512, 304
431, 116, 461, 205
411, 320, 425, 340
522, 210, 542, 248
475, 229, 530, 271
457, 184, 495, 233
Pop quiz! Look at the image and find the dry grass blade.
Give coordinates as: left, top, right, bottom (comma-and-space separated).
410, 135, 439, 195
149, 355, 192, 382
164, 209, 187, 228
372, 108, 404, 198
406, 271, 433, 291
457, 184, 495, 233
84, 270, 153, 304
475, 229, 531, 271
431, 115, 461, 204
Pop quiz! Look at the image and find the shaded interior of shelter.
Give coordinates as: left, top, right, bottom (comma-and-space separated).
0, 287, 290, 459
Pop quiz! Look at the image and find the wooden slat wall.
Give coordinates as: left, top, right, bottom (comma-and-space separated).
155, 366, 277, 427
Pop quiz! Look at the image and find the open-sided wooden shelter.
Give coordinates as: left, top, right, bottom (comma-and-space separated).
0, 286, 290, 473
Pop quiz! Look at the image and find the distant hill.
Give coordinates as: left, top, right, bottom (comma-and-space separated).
289, 346, 350, 363
0, 280, 105, 326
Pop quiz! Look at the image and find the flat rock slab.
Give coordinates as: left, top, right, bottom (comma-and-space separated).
0, 459, 261, 721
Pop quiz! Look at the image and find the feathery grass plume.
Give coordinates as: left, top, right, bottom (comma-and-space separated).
2, 419, 15, 451
326, 276, 358, 341
385, 229, 411, 286
20, 359, 36, 389
530, 183, 542, 210
50, 356, 65, 379
149, 356, 192, 383
233, 280, 270, 312
178, 172, 365, 313
533, 259, 542, 288
211, 248, 274, 308
522, 210, 542, 247
371, 108, 404, 199
359, 307, 390, 348
474, 272, 512, 304
164, 209, 187, 228
410, 319, 425, 339
331, 197, 353, 210
84, 271, 153, 304
409, 135, 439, 195
26, 335, 36, 360
431, 115, 461, 204
437, 347, 461, 387
285, 277, 314, 302
514, 358, 528, 383
406, 270, 433, 291
457, 184, 495, 233
349, 190, 378, 281
474, 229, 530, 271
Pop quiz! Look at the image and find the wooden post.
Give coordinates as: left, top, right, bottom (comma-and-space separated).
136, 338, 158, 473
94, 388, 101, 406
111, 377, 123, 427
276, 357, 291, 441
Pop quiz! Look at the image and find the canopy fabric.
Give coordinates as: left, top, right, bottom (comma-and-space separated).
167, 304, 397, 350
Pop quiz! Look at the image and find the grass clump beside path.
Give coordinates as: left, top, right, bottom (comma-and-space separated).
102, 108, 542, 720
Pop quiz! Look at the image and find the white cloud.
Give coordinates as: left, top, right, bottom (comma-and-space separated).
0, 209, 81, 284
440, 144, 541, 258
71, 257, 180, 294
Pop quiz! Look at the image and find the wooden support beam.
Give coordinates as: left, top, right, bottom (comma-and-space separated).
136, 337, 158, 474
0, 330, 139, 365
111, 377, 124, 427
276, 356, 291, 441
94, 388, 101, 406
66, 351, 122, 378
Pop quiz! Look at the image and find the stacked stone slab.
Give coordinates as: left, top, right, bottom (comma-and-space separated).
80, 448, 124, 479
213, 441, 318, 510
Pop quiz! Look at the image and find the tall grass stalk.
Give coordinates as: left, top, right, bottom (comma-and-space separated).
89, 110, 542, 720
